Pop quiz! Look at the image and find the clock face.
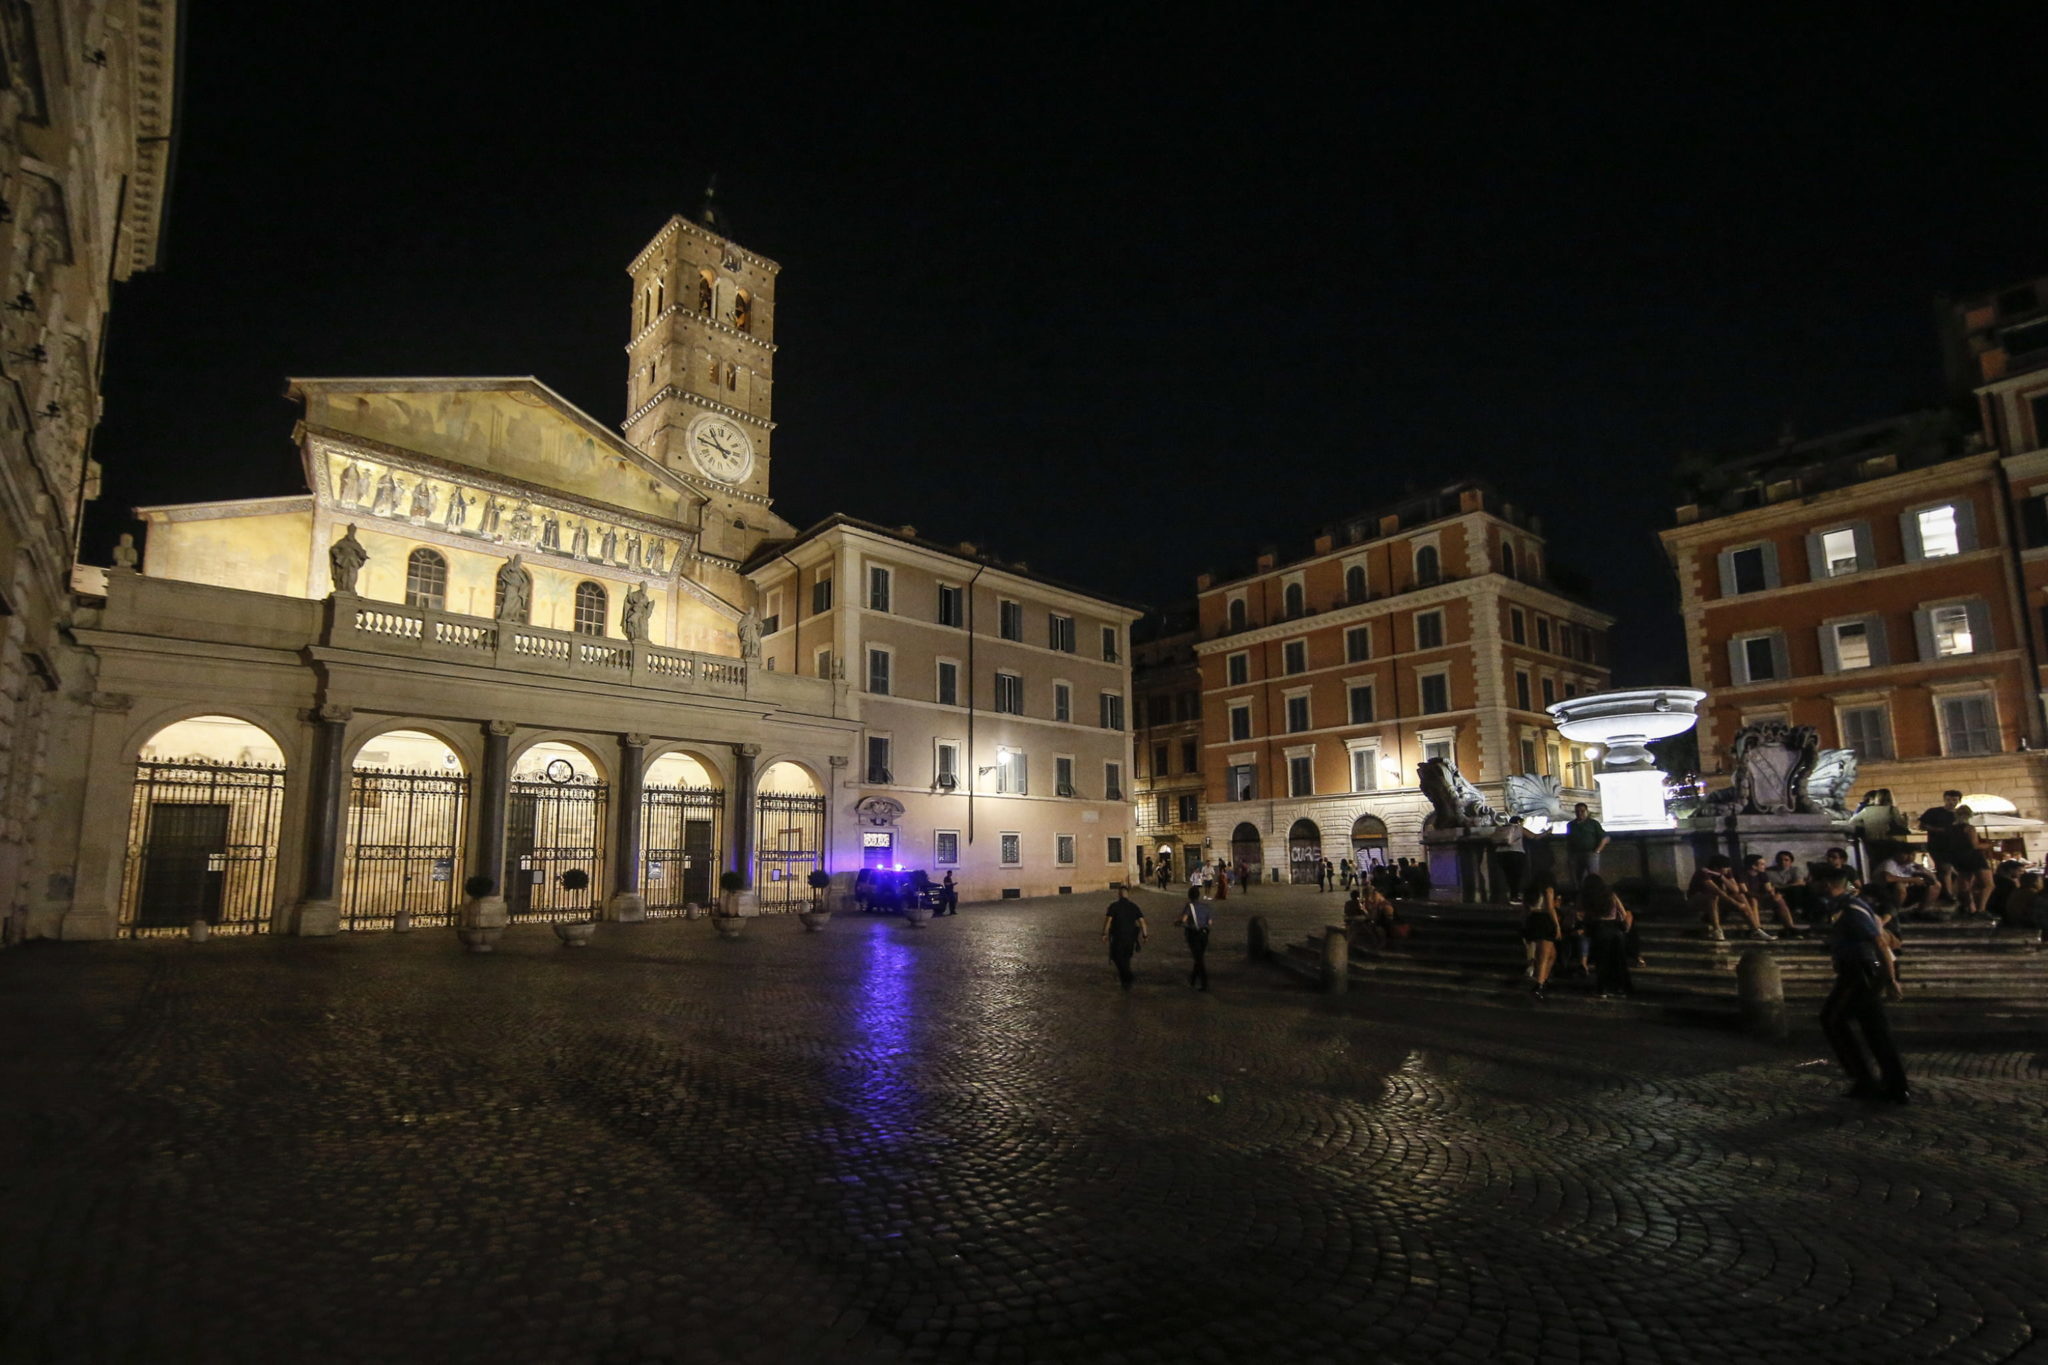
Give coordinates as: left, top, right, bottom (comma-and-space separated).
685, 414, 756, 486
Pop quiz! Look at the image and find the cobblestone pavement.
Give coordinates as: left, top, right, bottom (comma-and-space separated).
1, 890, 2044, 1364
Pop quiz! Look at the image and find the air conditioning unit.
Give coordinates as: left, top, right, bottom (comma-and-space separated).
935, 773, 957, 791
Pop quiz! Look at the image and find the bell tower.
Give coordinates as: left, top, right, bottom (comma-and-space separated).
622, 189, 780, 551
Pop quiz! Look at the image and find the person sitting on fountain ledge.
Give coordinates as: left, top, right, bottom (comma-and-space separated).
1687, 855, 1774, 942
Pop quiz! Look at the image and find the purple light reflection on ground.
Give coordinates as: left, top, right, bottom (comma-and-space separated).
840, 921, 922, 1153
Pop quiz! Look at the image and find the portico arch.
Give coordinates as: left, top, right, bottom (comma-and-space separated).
1350, 813, 1390, 868
122, 714, 290, 937
1230, 822, 1263, 877
504, 738, 609, 920
756, 759, 826, 911
341, 728, 471, 931
1288, 818, 1322, 884
642, 747, 726, 915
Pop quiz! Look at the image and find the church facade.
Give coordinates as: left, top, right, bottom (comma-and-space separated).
35, 212, 979, 940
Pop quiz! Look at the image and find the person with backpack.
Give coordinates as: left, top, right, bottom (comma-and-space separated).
1812, 863, 1910, 1103
1177, 886, 1213, 990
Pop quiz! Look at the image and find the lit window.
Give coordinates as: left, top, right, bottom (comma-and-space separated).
1931, 604, 1973, 656
572, 581, 607, 636
997, 751, 1027, 795
1833, 620, 1872, 670
1820, 528, 1859, 576
1918, 505, 1961, 558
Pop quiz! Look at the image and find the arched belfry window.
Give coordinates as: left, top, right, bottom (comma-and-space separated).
1344, 564, 1367, 603
494, 566, 531, 623
1228, 598, 1247, 631
1283, 581, 1305, 617
1415, 544, 1441, 586
1501, 542, 1517, 579
573, 581, 608, 637
404, 548, 447, 611
698, 269, 715, 315
733, 289, 751, 332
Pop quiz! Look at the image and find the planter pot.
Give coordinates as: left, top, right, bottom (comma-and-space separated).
457, 926, 503, 954
712, 915, 746, 940
393, 909, 414, 934
554, 921, 597, 948
797, 909, 832, 933
187, 919, 210, 944
903, 904, 932, 929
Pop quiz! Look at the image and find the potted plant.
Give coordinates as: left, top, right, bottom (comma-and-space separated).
456, 874, 507, 953
187, 918, 210, 944
713, 869, 747, 938
553, 868, 597, 947
798, 869, 833, 932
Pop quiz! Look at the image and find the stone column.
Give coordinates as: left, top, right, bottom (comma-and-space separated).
293, 704, 351, 936
730, 743, 760, 911
467, 720, 514, 923
607, 732, 649, 921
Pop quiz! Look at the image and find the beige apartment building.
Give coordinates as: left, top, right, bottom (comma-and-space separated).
1130, 618, 1204, 878
1195, 482, 1611, 880
746, 520, 1140, 900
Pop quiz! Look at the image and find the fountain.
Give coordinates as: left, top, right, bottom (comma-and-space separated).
1547, 688, 1705, 832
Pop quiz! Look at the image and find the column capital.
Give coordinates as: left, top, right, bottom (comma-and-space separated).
85, 690, 133, 713
485, 719, 517, 738
828, 754, 849, 768
623, 732, 651, 749
315, 703, 353, 725
734, 742, 762, 758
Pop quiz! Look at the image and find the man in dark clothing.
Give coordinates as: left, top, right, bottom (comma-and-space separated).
1102, 888, 1148, 989
1918, 789, 1964, 902
1565, 803, 1608, 887
1813, 864, 1910, 1103
1177, 888, 1212, 990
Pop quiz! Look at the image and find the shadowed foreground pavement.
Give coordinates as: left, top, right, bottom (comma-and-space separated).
0, 892, 2043, 1364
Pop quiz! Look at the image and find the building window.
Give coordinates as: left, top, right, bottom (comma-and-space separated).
935, 742, 960, 789
1915, 504, 1962, 559
1178, 793, 1199, 823
1348, 684, 1374, 724
1286, 695, 1311, 733
1283, 581, 1305, 616
868, 565, 892, 612
1105, 761, 1123, 800
1928, 603, 1977, 657
1000, 832, 1021, 866
998, 750, 1027, 794
1350, 748, 1378, 792
1536, 617, 1552, 652
1152, 743, 1169, 775
1420, 672, 1450, 714
994, 671, 1023, 714
1055, 755, 1077, 797
494, 565, 532, 622
1817, 526, 1862, 577
1509, 607, 1525, 644
1102, 626, 1120, 662
1229, 704, 1252, 741
404, 549, 447, 611
1283, 640, 1307, 674
1227, 652, 1249, 685
938, 583, 964, 627
1724, 543, 1776, 594
1100, 692, 1125, 730
1938, 694, 1998, 755
815, 648, 834, 679
811, 575, 833, 613
1288, 754, 1314, 797
1416, 610, 1445, 650
867, 647, 891, 695
1839, 706, 1893, 761
1542, 677, 1556, 707
1520, 737, 1538, 773
1344, 625, 1370, 662
1154, 792, 1171, 825
1056, 833, 1076, 866
999, 600, 1023, 641
1054, 683, 1071, 722
1048, 613, 1075, 652
1227, 763, 1257, 801
935, 830, 960, 864
866, 735, 892, 784
1501, 542, 1517, 578
937, 660, 959, 706
1415, 544, 1440, 585
1106, 836, 1124, 864
1830, 620, 1873, 671
572, 581, 608, 636
1227, 597, 1247, 631
1515, 671, 1532, 710
1424, 737, 1453, 766
1344, 564, 1367, 603
1732, 632, 1787, 683
1181, 738, 1197, 770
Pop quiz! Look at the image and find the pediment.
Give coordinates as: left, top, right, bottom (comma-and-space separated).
289, 377, 704, 525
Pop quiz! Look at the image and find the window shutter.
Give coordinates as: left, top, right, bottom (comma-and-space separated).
1912, 607, 1935, 661
1965, 599, 1994, 653
1727, 637, 1748, 685
1717, 549, 1737, 598
1900, 509, 1924, 562
1953, 498, 1979, 552
1817, 623, 1840, 674
1770, 633, 1790, 680
1865, 614, 1890, 667
1760, 542, 1781, 589
1852, 521, 1876, 572
1804, 532, 1826, 581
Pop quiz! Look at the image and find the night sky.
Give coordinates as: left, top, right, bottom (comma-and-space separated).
86, 7, 2048, 681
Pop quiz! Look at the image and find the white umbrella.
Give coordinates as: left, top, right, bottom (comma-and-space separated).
1968, 811, 2045, 834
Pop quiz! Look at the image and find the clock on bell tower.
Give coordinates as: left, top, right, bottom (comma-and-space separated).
621, 190, 780, 550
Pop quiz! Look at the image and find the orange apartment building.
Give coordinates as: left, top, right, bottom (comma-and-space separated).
1130, 616, 1204, 879
1194, 482, 1612, 881
1661, 414, 2048, 825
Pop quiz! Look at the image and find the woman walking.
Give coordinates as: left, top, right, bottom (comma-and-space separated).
1521, 871, 1564, 998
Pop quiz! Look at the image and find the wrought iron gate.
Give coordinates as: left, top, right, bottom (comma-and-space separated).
342, 768, 470, 930
641, 784, 723, 917
121, 760, 288, 937
755, 790, 827, 913
505, 776, 608, 921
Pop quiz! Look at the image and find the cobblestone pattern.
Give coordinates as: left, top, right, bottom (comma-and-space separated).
0, 889, 2043, 1364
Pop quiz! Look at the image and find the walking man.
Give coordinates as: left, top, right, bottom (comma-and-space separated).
1813, 863, 1910, 1103
1102, 885, 1148, 990
1565, 802, 1609, 887
1178, 886, 1213, 990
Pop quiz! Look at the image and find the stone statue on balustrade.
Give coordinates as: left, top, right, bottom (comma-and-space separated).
736, 608, 761, 662
494, 554, 530, 622
111, 532, 138, 570
621, 584, 653, 642
328, 524, 368, 595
